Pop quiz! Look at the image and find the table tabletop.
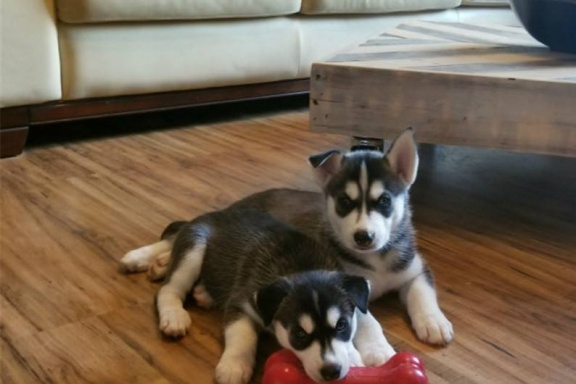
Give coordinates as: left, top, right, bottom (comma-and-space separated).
324, 21, 576, 85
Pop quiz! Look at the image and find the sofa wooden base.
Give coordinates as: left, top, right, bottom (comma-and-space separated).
1, 107, 30, 158
0, 79, 310, 158
0, 126, 29, 158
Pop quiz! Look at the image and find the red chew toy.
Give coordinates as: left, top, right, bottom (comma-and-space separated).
263, 350, 428, 384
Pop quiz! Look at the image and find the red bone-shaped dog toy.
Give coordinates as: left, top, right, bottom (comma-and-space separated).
263, 350, 428, 384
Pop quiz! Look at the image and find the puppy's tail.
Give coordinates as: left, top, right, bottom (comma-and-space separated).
161, 221, 188, 240
150, 220, 209, 283
147, 221, 191, 282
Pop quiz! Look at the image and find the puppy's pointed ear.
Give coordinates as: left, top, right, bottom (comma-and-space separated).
386, 128, 419, 186
339, 274, 370, 314
255, 278, 292, 326
308, 150, 342, 187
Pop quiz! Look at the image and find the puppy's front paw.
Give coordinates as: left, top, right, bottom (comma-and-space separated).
159, 308, 191, 338
412, 311, 453, 345
215, 356, 253, 384
358, 341, 396, 367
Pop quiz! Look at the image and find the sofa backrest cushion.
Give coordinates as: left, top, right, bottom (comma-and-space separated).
300, 0, 462, 15
57, 0, 302, 23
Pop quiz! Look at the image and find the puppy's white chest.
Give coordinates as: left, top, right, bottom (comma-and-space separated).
366, 270, 396, 300
365, 266, 404, 300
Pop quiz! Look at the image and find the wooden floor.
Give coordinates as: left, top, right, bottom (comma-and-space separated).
1, 104, 575, 384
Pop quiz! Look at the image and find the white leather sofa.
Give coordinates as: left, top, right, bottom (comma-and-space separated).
0, 0, 515, 157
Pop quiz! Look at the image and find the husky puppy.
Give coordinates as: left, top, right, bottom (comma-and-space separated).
242, 129, 453, 346
144, 208, 382, 383
307, 129, 453, 346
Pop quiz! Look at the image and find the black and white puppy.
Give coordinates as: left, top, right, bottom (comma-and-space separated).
123, 209, 390, 384
306, 129, 453, 345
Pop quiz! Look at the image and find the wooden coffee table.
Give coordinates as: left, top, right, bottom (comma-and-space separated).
310, 21, 576, 157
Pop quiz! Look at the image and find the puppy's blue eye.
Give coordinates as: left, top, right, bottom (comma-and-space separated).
294, 326, 308, 340
377, 194, 391, 208
336, 319, 348, 332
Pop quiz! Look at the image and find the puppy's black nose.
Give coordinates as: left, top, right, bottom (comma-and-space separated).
354, 231, 374, 247
321, 364, 341, 381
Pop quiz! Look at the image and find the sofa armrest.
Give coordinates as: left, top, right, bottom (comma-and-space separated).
1, 0, 62, 108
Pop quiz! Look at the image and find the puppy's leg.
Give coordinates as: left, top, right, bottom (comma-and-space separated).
215, 315, 258, 384
148, 251, 171, 281
192, 282, 215, 309
354, 309, 395, 366
120, 240, 171, 273
400, 268, 453, 345
156, 242, 206, 337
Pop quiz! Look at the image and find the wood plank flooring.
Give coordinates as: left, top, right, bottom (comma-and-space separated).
1, 106, 575, 384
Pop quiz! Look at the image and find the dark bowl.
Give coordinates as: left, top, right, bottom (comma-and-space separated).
510, 0, 576, 53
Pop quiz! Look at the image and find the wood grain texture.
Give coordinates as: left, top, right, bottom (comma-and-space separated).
310, 21, 576, 157
1, 108, 575, 384
310, 65, 576, 157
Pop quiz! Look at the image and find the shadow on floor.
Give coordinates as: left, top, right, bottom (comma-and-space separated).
26, 95, 309, 149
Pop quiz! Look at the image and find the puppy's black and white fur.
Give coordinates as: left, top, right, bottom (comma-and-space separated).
121, 129, 452, 382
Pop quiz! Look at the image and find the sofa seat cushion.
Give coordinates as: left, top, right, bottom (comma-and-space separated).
58, 18, 302, 99
300, 0, 462, 15
56, 0, 302, 23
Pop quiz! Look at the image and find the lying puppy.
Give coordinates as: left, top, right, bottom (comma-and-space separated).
149, 209, 392, 383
